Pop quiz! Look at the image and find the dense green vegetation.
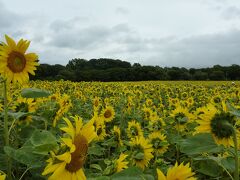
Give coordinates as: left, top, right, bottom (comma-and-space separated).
31, 58, 240, 81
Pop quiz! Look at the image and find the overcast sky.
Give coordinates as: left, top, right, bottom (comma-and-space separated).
1, 0, 240, 68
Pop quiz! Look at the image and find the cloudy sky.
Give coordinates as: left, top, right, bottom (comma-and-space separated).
1, 0, 240, 68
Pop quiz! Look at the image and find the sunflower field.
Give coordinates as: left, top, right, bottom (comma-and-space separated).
0, 37, 240, 180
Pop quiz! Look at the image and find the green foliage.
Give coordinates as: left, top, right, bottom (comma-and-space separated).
31, 59, 240, 81
21, 88, 51, 98
179, 133, 224, 155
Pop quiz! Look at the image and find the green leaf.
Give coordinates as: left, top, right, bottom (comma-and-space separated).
179, 133, 223, 155
134, 152, 144, 160
8, 112, 31, 120
90, 164, 103, 172
221, 157, 235, 172
21, 88, 51, 98
29, 130, 58, 155
88, 145, 104, 156
196, 159, 222, 177
4, 146, 43, 168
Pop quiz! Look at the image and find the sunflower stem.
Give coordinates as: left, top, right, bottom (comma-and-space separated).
233, 129, 239, 180
3, 80, 12, 180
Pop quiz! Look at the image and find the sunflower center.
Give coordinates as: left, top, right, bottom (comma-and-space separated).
94, 100, 99, 107
104, 110, 112, 118
213, 97, 221, 103
97, 127, 103, 136
65, 134, 88, 172
210, 112, 234, 139
7, 51, 26, 73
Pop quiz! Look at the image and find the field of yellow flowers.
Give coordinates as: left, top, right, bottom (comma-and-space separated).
0, 80, 239, 180
0, 35, 239, 180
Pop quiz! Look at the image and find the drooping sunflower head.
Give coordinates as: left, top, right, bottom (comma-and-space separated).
149, 118, 165, 132
171, 106, 195, 131
93, 96, 101, 110
195, 104, 237, 147
14, 97, 36, 124
127, 120, 143, 139
142, 107, 153, 121
0, 35, 39, 84
42, 116, 96, 180
157, 162, 196, 180
95, 118, 107, 141
130, 136, 153, 170
113, 126, 123, 146
148, 132, 168, 155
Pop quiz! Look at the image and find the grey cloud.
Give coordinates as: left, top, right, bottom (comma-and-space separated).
143, 29, 240, 68
0, 2, 23, 34
221, 6, 240, 19
48, 22, 133, 50
115, 7, 129, 15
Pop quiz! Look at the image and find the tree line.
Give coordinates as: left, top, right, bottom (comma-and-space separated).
30, 58, 240, 81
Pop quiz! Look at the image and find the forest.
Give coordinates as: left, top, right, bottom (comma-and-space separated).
31, 58, 240, 81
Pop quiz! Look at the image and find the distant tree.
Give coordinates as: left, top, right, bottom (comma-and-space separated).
193, 71, 208, 80
209, 70, 225, 80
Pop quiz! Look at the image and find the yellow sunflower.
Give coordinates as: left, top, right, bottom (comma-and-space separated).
115, 153, 128, 172
0, 171, 6, 180
14, 96, 36, 124
0, 35, 39, 84
157, 162, 196, 180
170, 106, 195, 132
42, 115, 96, 180
142, 107, 153, 121
101, 105, 115, 122
130, 136, 153, 169
95, 118, 107, 141
93, 96, 101, 111
53, 94, 72, 127
149, 118, 165, 132
113, 126, 123, 146
195, 103, 238, 147
127, 120, 143, 139
148, 132, 168, 155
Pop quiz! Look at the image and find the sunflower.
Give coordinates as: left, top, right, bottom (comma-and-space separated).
149, 118, 165, 132
0, 171, 6, 180
93, 96, 101, 111
0, 35, 39, 84
101, 105, 115, 122
14, 96, 36, 124
142, 107, 153, 121
130, 136, 153, 169
195, 103, 238, 147
127, 120, 143, 139
53, 94, 72, 127
170, 106, 195, 132
116, 153, 128, 172
113, 126, 123, 146
95, 118, 107, 141
42, 116, 96, 180
157, 162, 196, 180
148, 132, 168, 155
